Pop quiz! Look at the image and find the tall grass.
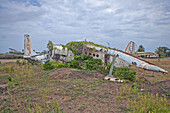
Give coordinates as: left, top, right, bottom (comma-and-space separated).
1, 94, 61, 113
128, 93, 169, 113
116, 84, 170, 113
1, 62, 62, 113
1, 62, 43, 88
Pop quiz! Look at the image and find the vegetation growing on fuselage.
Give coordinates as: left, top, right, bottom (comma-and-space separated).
64, 41, 116, 55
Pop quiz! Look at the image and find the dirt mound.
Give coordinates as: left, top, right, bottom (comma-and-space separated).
49, 68, 105, 80
49, 68, 76, 79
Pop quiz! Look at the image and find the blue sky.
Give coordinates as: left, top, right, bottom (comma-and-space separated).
0, 0, 170, 53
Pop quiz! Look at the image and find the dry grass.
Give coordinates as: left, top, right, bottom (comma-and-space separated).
129, 59, 170, 83
0, 59, 23, 64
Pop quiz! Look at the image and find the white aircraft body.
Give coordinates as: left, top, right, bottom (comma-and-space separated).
107, 49, 168, 73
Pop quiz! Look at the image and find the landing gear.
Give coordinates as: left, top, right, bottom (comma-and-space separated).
104, 55, 124, 82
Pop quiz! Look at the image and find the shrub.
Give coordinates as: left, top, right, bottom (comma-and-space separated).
114, 67, 136, 81
68, 59, 82, 69
43, 61, 54, 70
16, 60, 20, 65
22, 60, 27, 65
66, 54, 105, 71
67, 54, 94, 69
8, 75, 12, 82
57, 63, 67, 68
8, 75, 14, 88
84, 58, 102, 70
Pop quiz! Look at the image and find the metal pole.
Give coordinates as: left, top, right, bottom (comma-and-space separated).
107, 54, 117, 77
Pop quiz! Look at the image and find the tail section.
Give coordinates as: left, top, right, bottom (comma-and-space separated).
24, 34, 37, 58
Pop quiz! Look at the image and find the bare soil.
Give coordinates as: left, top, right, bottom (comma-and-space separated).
145, 80, 170, 96
48, 68, 125, 113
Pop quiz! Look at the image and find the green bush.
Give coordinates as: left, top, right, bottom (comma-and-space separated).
68, 59, 82, 69
16, 60, 20, 65
8, 75, 12, 82
22, 60, 27, 65
114, 67, 136, 81
96, 63, 112, 74
66, 54, 108, 72
8, 75, 15, 88
57, 63, 67, 68
74, 54, 93, 62
84, 58, 102, 70
67, 54, 94, 69
43, 61, 54, 70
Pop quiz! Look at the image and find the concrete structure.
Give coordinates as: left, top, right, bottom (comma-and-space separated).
53, 44, 74, 62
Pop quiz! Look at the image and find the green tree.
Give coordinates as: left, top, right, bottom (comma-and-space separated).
137, 45, 145, 52
47, 40, 53, 54
155, 47, 170, 58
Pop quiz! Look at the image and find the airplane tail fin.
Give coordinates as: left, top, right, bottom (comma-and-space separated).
24, 34, 37, 58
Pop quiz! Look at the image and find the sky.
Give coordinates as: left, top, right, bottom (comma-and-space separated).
0, 0, 170, 53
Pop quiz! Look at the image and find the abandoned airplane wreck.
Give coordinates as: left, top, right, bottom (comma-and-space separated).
24, 34, 167, 73
52, 43, 130, 68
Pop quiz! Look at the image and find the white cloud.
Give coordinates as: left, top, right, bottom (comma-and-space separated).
105, 8, 113, 13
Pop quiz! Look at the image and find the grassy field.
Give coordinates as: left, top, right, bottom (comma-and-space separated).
0, 59, 169, 113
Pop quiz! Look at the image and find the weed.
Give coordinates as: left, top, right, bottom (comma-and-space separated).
25, 98, 61, 113
77, 104, 87, 110
117, 83, 170, 113
22, 60, 27, 65
57, 63, 67, 68
67, 59, 82, 69
16, 60, 20, 65
114, 67, 136, 81
7, 75, 15, 88
119, 106, 129, 112
43, 61, 54, 70
128, 93, 169, 112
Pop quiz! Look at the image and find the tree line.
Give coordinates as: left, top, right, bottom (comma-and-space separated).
137, 45, 170, 58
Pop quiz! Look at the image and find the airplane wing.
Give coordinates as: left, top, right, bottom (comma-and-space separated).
107, 49, 168, 73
